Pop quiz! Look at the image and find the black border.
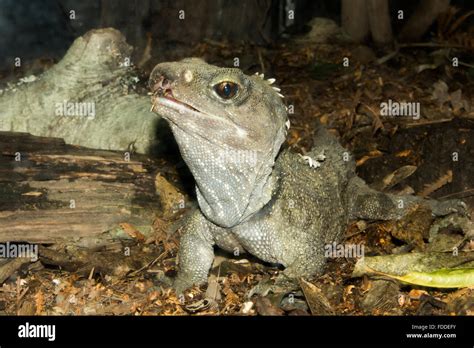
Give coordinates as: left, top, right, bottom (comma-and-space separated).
0, 315, 472, 346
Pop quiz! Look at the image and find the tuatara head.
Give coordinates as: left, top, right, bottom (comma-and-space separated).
149, 58, 288, 227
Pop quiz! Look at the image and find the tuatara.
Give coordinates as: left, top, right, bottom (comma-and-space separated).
149, 58, 466, 293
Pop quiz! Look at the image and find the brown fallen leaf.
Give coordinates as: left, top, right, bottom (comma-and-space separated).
220, 280, 241, 314
155, 173, 186, 219
119, 222, 145, 242
408, 289, 429, 300
419, 170, 453, 197
395, 149, 412, 158
360, 280, 401, 315
372, 165, 418, 191
299, 278, 334, 315
34, 290, 45, 315
345, 285, 356, 297
355, 150, 383, 166
255, 296, 285, 316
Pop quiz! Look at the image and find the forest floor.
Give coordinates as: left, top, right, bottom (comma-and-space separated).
1, 36, 474, 316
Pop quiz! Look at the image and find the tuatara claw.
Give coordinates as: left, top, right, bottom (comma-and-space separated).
430, 199, 469, 217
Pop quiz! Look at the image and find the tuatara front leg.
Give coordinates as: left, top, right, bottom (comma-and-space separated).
173, 209, 246, 294
173, 210, 216, 294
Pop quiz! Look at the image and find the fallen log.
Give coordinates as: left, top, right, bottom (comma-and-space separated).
0, 131, 162, 245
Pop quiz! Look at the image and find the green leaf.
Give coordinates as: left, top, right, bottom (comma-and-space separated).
393, 268, 474, 288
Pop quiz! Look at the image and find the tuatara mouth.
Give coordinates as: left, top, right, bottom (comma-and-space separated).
150, 76, 199, 112
149, 73, 247, 139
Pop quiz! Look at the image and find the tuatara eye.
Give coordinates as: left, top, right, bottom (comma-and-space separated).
214, 81, 239, 100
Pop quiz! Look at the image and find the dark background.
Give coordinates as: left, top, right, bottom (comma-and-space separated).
1, 0, 473, 74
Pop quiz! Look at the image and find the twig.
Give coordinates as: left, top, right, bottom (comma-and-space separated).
128, 252, 168, 277
376, 48, 400, 65
404, 118, 453, 127
457, 60, 474, 69
438, 188, 474, 200
419, 170, 452, 198
398, 42, 467, 49
202, 39, 228, 48
17, 286, 29, 302
377, 40, 471, 66
88, 267, 95, 280
358, 102, 385, 134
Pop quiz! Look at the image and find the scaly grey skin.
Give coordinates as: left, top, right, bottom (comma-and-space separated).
149, 58, 466, 293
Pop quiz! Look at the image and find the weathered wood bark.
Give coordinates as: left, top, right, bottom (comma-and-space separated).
341, 0, 370, 43
367, 0, 393, 45
399, 0, 451, 42
0, 258, 31, 283
0, 28, 163, 154
0, 131, 161, 245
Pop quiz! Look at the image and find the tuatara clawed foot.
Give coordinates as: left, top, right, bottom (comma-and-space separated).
429, 199, 469, 217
